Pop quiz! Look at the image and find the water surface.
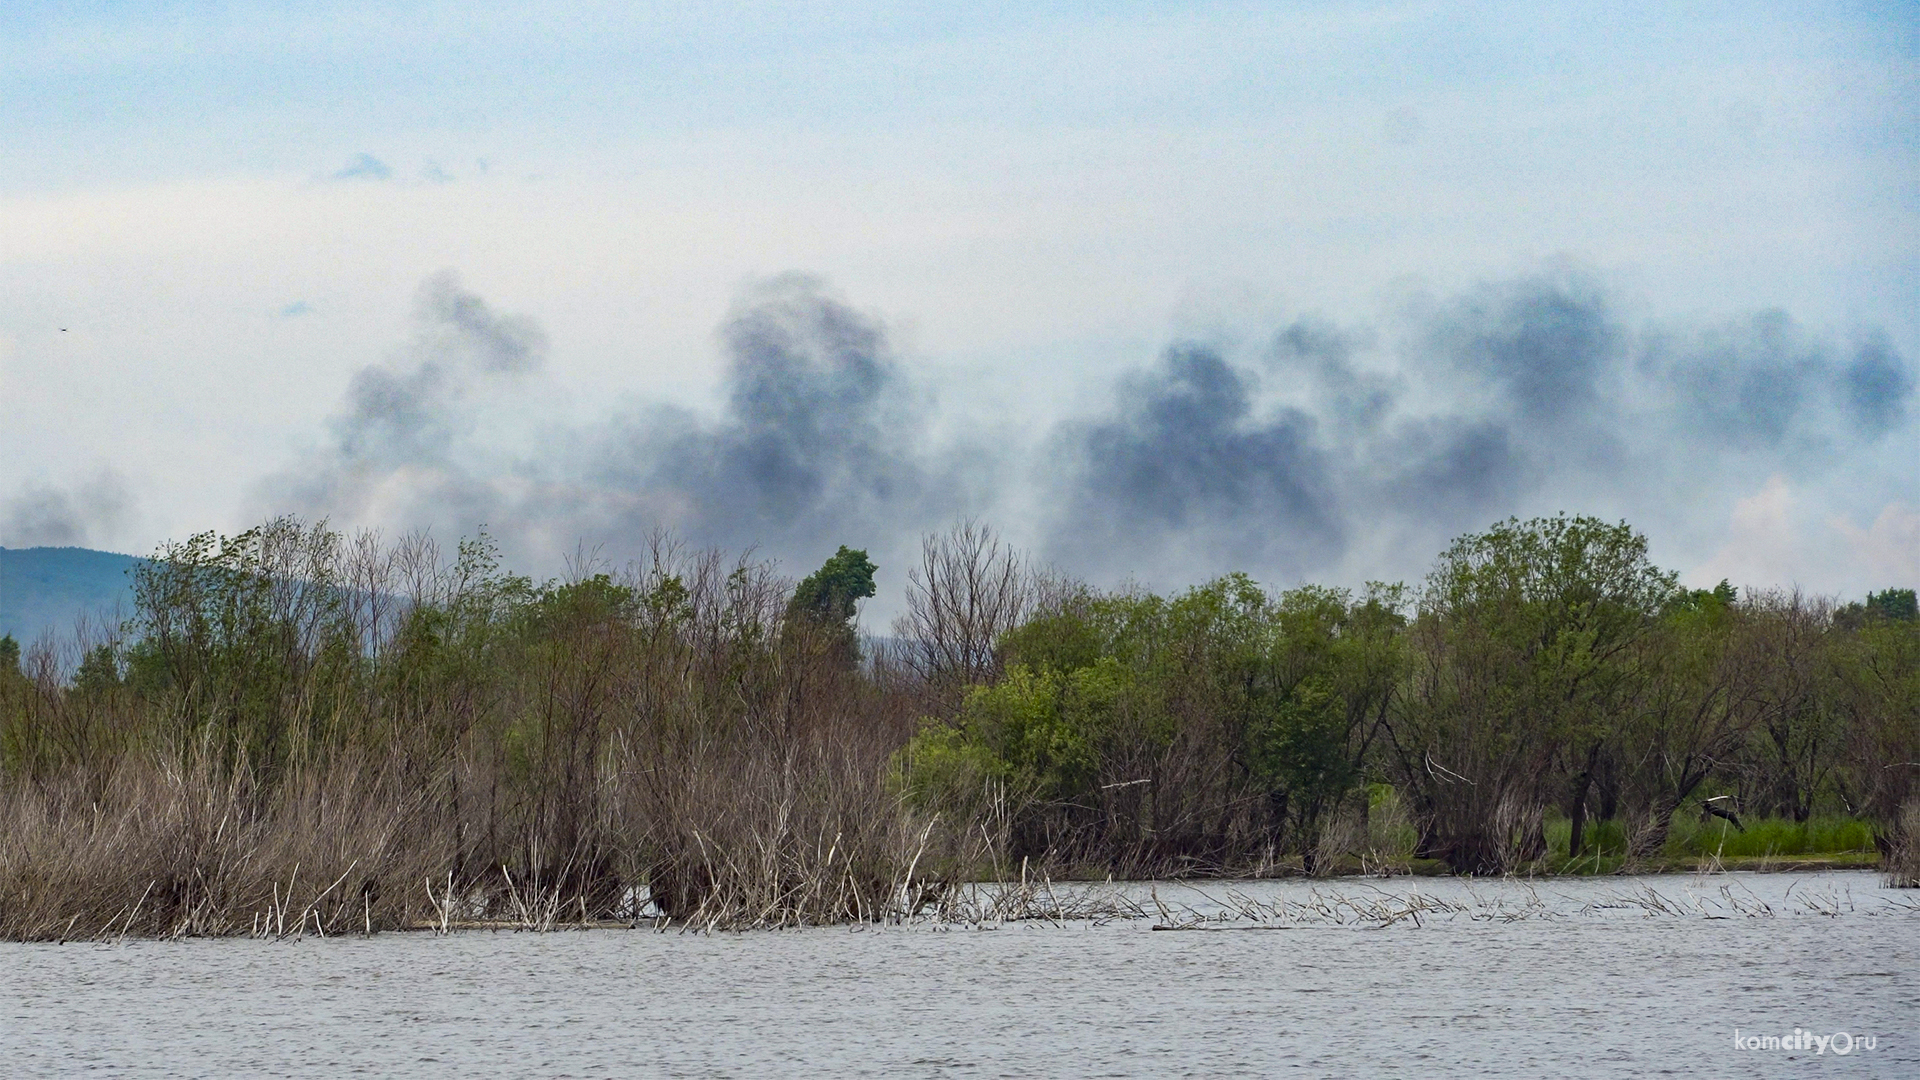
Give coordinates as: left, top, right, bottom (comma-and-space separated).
5, 873, 1914, 1077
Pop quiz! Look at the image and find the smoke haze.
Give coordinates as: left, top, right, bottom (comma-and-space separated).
255, 268, 1915, 605
585, 274, 969, 567
0, 472, 134, 550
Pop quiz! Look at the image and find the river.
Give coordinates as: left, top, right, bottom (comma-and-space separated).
4, 872, 1914, 1077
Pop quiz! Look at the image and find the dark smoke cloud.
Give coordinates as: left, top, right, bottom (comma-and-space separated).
616, 276, 935, 540
1647, 310, 1828, 451
1372, 418, 1523, 528
262, 270, 547, 536
267, 272, 969, 581
1434, 275, 1622, 426
578, 275, 972, 576
1641, 310, 1916, 455
1046, 345, 1343, 579
261, 267, 1912, 600
334, 269, 546, 466
1843, 334, 1914, 437
415, 274, 544, 375
1040, 269, 1912, 588
1415, 274, 1633, 484
0, 472, 133, 549
1272, 318, 1393, 432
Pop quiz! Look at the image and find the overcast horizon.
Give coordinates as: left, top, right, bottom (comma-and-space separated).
3, 1, 1914, 616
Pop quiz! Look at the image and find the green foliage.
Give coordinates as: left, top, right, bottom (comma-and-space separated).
5, 510, 1914, 891
1546, 814, 1878, 862
1424, 514, 1677, 636
1011, 663, 1118, 793
1545, 816, 1629, 859
906, 573, 1404, 861
904, 660, 1129, 809
898, 719, 1003, 807
1868, 588, 1918, 621
129, 518, 360, 772
1829, 610, 1920, 828
0, 635, 26, 774
786, 545, 877, 663
789, 546, 877, 625
1246, 677, 1352, 810
72, 644, 121, 696
1397, 515, 1679, 873
1685, 815, 1877, 858
1667, 578, 1739, 614
998, 607, 1106, 674
1836, 587, 1918, 630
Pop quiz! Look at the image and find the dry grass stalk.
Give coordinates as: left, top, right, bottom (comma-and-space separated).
1888, 798, 1920, 889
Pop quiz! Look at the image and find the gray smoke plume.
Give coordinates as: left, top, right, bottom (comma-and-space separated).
261, 270, 547, 538
1039, 268, 1913, 589
1840, 333, 1913, 438
1436, 275, 1623, 427
580, 274, 970, 576
1646, 310, 1832, 451
265, 272, 971, 582
259, 266, 1913, 601
1045, 345, 1344, 580
0, 472, 133, 549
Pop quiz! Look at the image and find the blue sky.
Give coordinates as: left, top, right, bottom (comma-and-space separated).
2, 0, 1915, 603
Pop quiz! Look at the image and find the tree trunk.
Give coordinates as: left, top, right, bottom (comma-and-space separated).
1630, 796, 1681, 860
1567, 742, 1602, 859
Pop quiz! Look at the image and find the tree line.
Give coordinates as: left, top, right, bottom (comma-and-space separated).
0, 514, 1912, 937
901, 519, 1915, 878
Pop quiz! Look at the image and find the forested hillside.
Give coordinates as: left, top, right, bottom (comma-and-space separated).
0, 547, 141, 646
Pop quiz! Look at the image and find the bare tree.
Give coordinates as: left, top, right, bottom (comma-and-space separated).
892, 520, 1036, 711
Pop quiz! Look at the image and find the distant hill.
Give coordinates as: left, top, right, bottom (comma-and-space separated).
0, 547, 145, 647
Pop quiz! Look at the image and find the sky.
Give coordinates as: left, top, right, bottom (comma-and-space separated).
2, 0, 1915, 616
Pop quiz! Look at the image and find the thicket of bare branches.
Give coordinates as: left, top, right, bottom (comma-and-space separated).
889, 520, 1064, 715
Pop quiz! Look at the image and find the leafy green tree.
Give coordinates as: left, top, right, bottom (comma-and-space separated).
1835, 588, 1917, 630
950, 664, 1112, 797
1830, 611, 1920, 866
903, 653, 1137, 857
1387, 515, 1677, 874
1611, 589, 1763, 857
1243, 583, 1407, 868
1869, 588, 1918, 621
909, 574, 1404, 870
72, 644, 121, 696
786, 546, 877, 664
130, 517, 359, 776
1728, 592, 1843, 823
1667, 578, 1739, 614
0, 634, 26, 775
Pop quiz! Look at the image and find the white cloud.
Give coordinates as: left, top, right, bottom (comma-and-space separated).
1689, 474, 1803, 590
331, 154, 393, 182
1834, 502, 1920, 587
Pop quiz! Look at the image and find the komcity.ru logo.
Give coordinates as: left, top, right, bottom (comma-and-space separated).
1732, 1029, 1878, 1055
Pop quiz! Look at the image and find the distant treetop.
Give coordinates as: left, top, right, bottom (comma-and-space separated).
788, 546, 878, 627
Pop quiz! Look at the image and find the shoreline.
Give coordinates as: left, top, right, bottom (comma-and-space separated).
16, 862, 1899, 942
1037, 853, 1887, 881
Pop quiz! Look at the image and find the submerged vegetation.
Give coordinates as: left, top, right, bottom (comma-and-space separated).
0, 515, 1914, 938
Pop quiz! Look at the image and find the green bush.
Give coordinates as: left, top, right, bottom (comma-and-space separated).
1668, 815, 1876, 858
1547, 813, 1878, 863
